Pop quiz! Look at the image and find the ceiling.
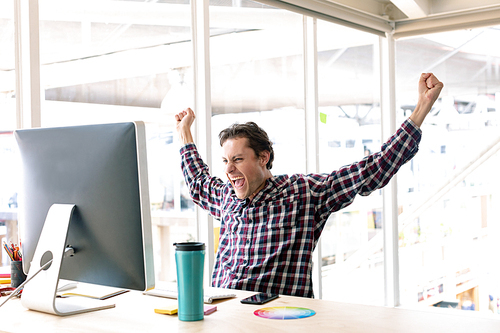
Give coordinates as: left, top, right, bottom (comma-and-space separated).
275, 0, 500, 38
327, 0, 500, 21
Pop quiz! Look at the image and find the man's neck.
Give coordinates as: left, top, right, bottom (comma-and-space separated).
248, 172, 272, 201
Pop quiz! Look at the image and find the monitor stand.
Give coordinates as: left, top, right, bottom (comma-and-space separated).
21, 204, 115, 316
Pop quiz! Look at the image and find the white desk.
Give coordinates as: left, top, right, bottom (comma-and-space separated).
1, 287, 500, 332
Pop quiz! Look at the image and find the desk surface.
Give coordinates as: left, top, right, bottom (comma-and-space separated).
1, 287, 500, 333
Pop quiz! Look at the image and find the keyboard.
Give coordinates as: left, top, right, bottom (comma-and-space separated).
143, 288, 236, 304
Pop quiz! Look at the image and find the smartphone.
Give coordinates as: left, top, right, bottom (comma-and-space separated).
240, 293, 279, 305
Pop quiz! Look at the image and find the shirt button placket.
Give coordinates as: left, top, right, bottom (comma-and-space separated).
243, 238, 250, 266
244, 217, 251, 266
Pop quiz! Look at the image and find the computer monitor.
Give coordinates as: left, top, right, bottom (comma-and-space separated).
14, 121, 155, 316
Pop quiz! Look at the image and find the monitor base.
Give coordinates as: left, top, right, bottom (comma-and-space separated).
21, 204, 115, 316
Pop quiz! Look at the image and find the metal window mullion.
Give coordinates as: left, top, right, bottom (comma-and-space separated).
379, 33, 400, 307
303, 16, 322, 299
191, 0, 214, 286
255, 0, 390, 37
14, 0, 41, 129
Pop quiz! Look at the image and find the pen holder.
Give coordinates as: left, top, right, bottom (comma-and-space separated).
174, 242, 205, 321
11, 261, 27, 288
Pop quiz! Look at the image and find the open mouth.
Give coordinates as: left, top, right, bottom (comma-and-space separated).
230, 176, 245, 189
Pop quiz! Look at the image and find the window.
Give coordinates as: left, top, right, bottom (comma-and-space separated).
0, 2, 17, 266
36, 0, 195, 282
209, 1, 305, 160
317, 19, 383, 305
396, 26, 500, 310
208, 0, 305, 256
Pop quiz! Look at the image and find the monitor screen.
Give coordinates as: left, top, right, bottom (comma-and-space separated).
14, 121, 154, 314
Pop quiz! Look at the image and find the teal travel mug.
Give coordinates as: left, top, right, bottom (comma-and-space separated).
174, 242, 205, 321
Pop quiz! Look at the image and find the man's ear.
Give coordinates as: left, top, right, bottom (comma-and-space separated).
259, 151, 270, 167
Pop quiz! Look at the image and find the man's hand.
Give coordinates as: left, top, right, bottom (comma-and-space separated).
419, 73, 444, 107
410, 73, 444, 127
175, 108, 196, 145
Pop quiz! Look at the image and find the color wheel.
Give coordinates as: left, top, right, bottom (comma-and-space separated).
254, 307, 315, 320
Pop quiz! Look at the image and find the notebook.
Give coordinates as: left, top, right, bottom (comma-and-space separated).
144, 287, 236, 304
57, 282, 129, 300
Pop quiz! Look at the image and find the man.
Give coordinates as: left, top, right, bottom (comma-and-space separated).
175, 73, 443, 298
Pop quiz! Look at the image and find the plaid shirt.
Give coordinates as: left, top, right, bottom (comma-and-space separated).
180, 119, 421, 298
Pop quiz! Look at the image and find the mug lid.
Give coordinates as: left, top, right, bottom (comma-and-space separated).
173, 242, 205, 251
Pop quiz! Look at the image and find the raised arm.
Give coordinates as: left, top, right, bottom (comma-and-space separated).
409, 73, 444, 127
176, 107, 225, 219
175, 107, 196, 145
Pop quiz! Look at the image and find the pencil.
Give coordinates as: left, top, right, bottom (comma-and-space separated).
2, 242, 14, 261
2, 242, 22, 261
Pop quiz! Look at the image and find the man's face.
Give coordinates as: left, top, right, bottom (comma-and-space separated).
222, 137, 269, 200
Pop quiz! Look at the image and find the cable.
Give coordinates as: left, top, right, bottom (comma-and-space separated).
0, 259, 53, 309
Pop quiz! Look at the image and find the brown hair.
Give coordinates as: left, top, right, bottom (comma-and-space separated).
218, 122, 274, 170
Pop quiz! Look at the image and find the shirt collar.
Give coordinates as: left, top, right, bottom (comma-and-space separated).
228, 175, 290, 203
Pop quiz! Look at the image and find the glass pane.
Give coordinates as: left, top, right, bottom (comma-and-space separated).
317, 20, 383, 305
209, 0, 305, 177
208, 0, 305, 278
0, 2, 16, 131
0, 2, 18, 267
38, 0, 195, 283
396, 26, 500, 312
